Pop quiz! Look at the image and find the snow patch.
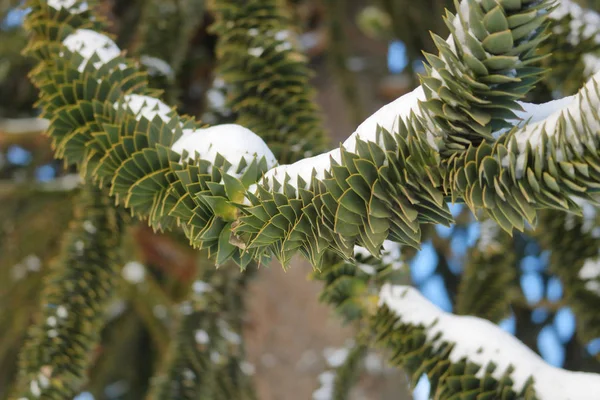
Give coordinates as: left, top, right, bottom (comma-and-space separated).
379, 284, 600, 399
172, 124, 277, 177
48, 0, 88, 13
115, 94, 173, 123
62, 30, 120, 72
121, 261, 145, 284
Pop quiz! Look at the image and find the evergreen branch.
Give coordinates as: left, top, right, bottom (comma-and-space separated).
14, 184, 122, 399
207, 0, 329, 164
417, 0, 554, 154
314, 243, 406, 323
133, 0, 206, 102
323, 0, 365, 126
374, 284, 600, 399
149, 264, 256, 400
21, 0, 600, 272
445, 69, 600, 233
455, 219, 516, 322
534, 208, 600, 350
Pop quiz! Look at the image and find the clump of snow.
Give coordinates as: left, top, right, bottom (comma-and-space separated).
583, 54, 600, 78
323, 347, 349, 368
48, 0, 88, 13
379, 284, 600, 399
312, 371, 335, 400
140, 55, 174, 78
12, 255, 42, 281
56, 305, 68, 319
477, 219, 501, 252
262, 150, 339, 191
248, 47, 264, 57
354, 241, 404, 271
192, 280, 212, 294
62, 30, 120, 72
121, 261, 146, 284
550, 0, 600, 45
240, 361, 256, 375
261, 86, 433, 193
218, 320, 241, 345
381, 240, 403, 270
580, 257, 600, 280
579, 256, 600, 296
195, 329, 209, 345
344, 86, 425, 152
503, 70, 600, 177
115, 94, 173, 123
172, 124, 277, 177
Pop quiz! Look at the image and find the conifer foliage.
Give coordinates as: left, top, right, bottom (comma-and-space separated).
3, 0, 600, 398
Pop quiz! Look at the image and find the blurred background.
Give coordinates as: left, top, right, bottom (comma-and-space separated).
2, 0, 600, 399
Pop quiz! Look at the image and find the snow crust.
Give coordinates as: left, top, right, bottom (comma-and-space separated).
263, 86, 427, 192
121, 261, 145, 284
354, 241, 404, 270
579, 256, 600, 296
62, 29, 120, 72
171, 124, 277, 176
379, 284, 600, 399
48, 0, 88, 13
140, 55, 174, 78
501, 70, 600, 177
115, 94, 173, 122
583, 54, 600, 78
343, 86, 425, 151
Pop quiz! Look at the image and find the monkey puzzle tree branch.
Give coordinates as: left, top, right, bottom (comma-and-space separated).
14, 184, 122, 399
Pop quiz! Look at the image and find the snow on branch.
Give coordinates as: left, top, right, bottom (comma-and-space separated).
47, 0, 89, 14
507, 70, 600, 174
379, 284, 600, 399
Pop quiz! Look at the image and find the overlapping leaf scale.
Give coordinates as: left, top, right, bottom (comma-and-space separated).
420, 0, 552, 154
164, 154, 272, 268
24, 2, 277, 268
208, 0, 328, 164
445, 74, 600, 232
23, 1, 103, 45
237, 117, 452, 269
372, 306, 538, 399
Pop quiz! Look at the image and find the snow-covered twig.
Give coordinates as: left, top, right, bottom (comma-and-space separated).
379, 284, 600, 399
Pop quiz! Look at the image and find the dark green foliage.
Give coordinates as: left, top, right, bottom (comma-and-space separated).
150, 265, 256, 400
208, 0, 329, 164
455, 220, 516, 322
14, 0, 600, 398
420, 0, 552, 153
372, 304, 538, 399
535, 209, 600, 351
15, 184, 122, 399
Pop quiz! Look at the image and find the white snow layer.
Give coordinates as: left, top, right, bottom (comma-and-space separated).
171, 124, 278, 176
343, 86, 426, 152
48, 0, 89, 13
504, 69, 600, 178
62, 29, 120, 72
379, 284, 600, 399
263, 86, 426, 191
115, 94, 173, 122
